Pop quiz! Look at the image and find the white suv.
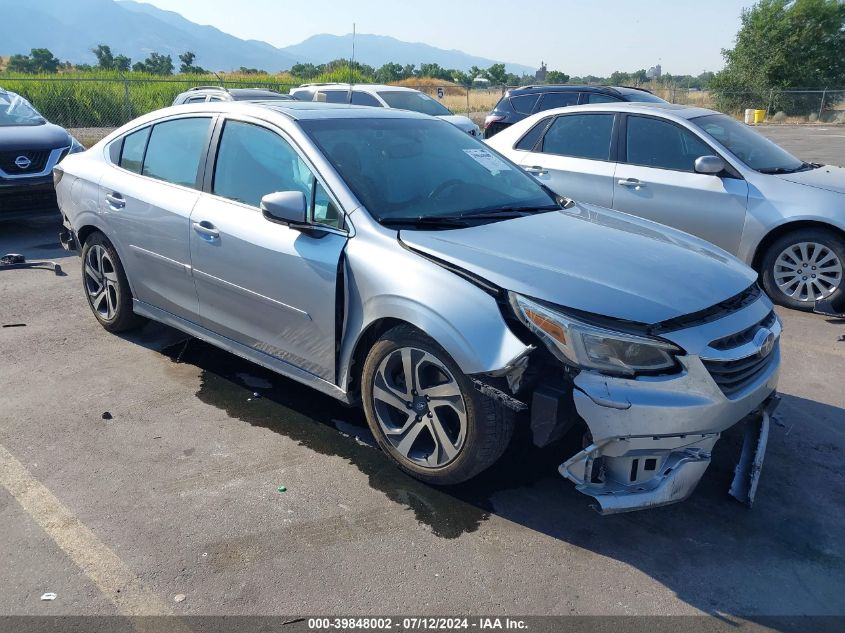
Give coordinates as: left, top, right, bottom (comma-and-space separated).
290, 83, 481, 136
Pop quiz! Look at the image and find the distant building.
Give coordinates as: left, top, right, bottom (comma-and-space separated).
472, 76, 491, 87
535, 62, 547, 82
647, 64, 662, 79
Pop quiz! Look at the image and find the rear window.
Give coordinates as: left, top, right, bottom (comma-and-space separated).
317, 90, 350, 104
620, 90, 666, 103
510, 94, 540, 115
376, 91, 452, 116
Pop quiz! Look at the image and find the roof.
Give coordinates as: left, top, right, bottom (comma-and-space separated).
294, 83, 420, 93
537, 102, 718, 119
509, 84, 653, 95
165, 100, 433, 122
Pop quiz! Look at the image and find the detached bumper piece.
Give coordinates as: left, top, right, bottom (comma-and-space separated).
559, 434, 718, 514
0, 253, 64, 276
729, 394, 780, 507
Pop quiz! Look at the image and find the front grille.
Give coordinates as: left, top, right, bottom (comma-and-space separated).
0, 150, 51, 174
703, 346, 777, 397
710, 311, 778, 350
0, 188, 57, 212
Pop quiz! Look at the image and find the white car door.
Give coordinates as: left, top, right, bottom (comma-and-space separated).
515, 112, 617, 208
612, 114, 748, 254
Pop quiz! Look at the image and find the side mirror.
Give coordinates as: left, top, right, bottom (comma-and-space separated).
694, 155, 726, 175
261, 191, 307, 226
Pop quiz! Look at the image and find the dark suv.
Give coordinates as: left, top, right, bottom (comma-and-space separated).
483, 85, 666, 138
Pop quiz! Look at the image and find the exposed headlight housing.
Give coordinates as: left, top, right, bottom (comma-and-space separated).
509, 293, 681, 377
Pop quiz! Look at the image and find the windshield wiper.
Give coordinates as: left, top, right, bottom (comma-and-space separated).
759, 162, 817, 174
461, 204, 562, 218
380, 216, 471, 228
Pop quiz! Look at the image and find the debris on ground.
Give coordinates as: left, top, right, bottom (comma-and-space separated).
1, 253, 64, 275
173, 594, 186, 603
174, 338, 191, 363
277, 485, 287, 493
102, 411, 113, 420
40, 593, 57, 601
2, 323, 26, 328
333, 419, 378, 448
247, 392, 262, 402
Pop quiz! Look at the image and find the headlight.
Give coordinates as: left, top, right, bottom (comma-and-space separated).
69, 136, 85, 153
509, 293, 681, 377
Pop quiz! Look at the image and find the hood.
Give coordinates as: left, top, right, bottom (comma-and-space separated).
438, 114, 481, 135
0, 122, 71, 151
400, 203, 757, 325
776, 165, 845, 194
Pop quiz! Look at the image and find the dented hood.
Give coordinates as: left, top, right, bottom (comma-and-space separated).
401, 203, 757, 325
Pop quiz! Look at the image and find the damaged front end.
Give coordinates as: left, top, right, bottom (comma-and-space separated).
480, 285, 782, 514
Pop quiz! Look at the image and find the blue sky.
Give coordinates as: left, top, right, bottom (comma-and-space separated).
137, 0, 755, 76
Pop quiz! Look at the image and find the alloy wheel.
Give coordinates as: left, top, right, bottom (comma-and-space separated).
773, 241, 842, 303
84, 244, 120, 321
371, 347, 467, 468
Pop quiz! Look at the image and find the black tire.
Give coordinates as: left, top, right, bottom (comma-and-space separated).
760, 228, 845, 311
80, 231, 145, 332
361, 325, 514, 485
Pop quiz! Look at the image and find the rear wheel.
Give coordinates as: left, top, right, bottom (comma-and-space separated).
760, 228, 845, 311
361, 325, 513, 485
81, 232, 145, 332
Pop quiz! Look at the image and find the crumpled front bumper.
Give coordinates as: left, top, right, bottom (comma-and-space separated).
559, 349, 780, 514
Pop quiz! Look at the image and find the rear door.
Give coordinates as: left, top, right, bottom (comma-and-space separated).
612, 114, 748, 254
99, 115, 214, 320
516, 112, 617, 207
189, 117, 348, 381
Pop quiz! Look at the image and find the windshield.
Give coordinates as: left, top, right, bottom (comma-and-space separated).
692, 113, 805, 173
376, 91, 453, 116
300, 117, 557, 223
0, 92, 46, 127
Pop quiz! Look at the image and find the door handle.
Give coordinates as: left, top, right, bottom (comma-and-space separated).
525, 166, 549, 176
105, 192, 125, 209
617, 178, 645, 188
192, 221, 220, 239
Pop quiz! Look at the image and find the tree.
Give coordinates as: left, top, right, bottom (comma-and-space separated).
92, 44, 115, 70
114, 55, 131, 72
291, 62, 320, 79
375, 62, 405, 83
450, 69, 472, 87
484, 63, 508, 85
712, 0, 845, 112
179, 51, 206, 74
6, 48, 60, 73
546, 70, 570, 84
133, 52, 174, 75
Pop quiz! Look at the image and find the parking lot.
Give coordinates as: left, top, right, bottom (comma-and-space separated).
1, 127, 844, 626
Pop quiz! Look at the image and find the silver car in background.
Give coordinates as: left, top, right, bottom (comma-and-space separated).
487, 102, 845, 310
56, 102, 779, 513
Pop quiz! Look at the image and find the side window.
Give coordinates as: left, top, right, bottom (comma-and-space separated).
185, 96, 207, 103
208, 96, 225, 102
119, 126, 151, 174
625, 116, 713, 171
142, 118, 211, 187
351, 91, 382, 107
537, 92, 579, 111
317, 90, 349, 104
213, 120, 343, 229
510, 94, 540, 115
515, 116, 552, 151
541, 114, 615, 160
587, 93, 622, 104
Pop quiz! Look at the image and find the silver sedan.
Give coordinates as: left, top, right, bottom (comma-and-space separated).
487, 102, 845, 310
55, 102, 779, 513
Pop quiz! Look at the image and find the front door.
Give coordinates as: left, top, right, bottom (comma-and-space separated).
612, 114, 748, 254
189, 118, 347, 382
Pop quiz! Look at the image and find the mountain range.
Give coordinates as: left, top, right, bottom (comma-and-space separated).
0, 0, 536, 75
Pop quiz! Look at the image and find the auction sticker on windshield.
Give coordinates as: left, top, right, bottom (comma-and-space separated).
463, 148, 512, 174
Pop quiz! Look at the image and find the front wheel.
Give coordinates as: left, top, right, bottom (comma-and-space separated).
760, 228, 845, 311
81, 232, 145, 332
361, 325, 513, 485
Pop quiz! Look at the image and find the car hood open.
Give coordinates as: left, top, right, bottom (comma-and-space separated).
400, 203, 757, 325
777, 165, 845, 195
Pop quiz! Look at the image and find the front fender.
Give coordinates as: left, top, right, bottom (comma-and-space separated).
338, 231, 530, 391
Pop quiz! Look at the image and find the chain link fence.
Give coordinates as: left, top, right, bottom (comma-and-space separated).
2, 76, 844, 147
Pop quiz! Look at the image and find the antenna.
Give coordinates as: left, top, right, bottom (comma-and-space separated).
212, 71, 231, 94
